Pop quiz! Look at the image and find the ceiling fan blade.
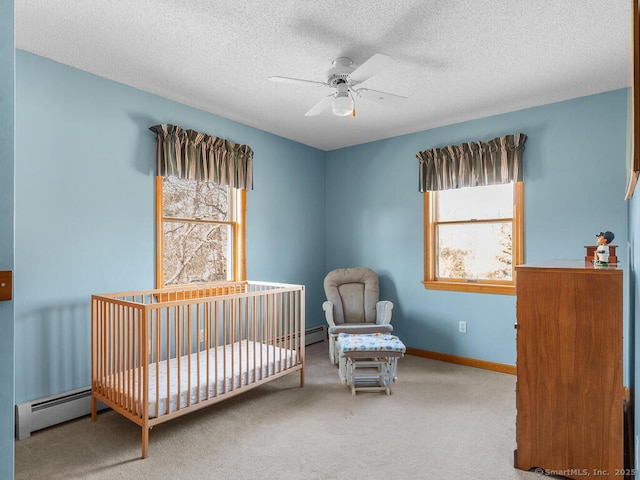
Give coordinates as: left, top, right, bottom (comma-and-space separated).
349, 54, 394, 83
355, 88, 407, 107
305, 95, 334, 116
268, 76, 328, 87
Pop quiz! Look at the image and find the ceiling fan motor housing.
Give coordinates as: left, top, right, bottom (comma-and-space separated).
334, 81, 350, 95
327, 57, 355, 87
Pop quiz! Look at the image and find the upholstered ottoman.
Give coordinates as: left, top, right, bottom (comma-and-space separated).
335, 333, 406, 395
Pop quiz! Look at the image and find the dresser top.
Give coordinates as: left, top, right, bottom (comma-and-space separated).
516, 259, 621, 274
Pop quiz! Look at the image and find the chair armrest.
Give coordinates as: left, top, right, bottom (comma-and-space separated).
323, 301, 337, 328
376, 301, 393, 325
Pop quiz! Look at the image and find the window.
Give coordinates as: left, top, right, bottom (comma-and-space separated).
155, 176, 246, 288
423, 182, 523, 295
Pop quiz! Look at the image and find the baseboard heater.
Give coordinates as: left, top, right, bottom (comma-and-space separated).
304, 325, 326, 345
278, 325, 326, 346
15, 326, 326, 440
15, 387, 108, 440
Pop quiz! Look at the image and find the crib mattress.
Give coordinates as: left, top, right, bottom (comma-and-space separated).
105, 341, 297, 418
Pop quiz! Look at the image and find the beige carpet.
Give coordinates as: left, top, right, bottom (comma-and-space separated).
15, 340, 541, 480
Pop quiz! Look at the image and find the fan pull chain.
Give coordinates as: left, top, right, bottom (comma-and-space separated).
350, 90, 356, 117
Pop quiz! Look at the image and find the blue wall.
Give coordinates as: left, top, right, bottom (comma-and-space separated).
325, 89, 630, 368
14, 51, 326, 404
0, 2, 15, 478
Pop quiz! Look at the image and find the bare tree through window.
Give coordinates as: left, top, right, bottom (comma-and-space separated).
161, 176, 232, 286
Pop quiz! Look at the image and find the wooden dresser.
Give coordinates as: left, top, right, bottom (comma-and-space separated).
514, 261, 624, 479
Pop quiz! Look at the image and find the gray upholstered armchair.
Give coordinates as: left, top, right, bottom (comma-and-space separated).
322, 267, 393, 364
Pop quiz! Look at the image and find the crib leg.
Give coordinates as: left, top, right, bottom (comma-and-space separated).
300, 367, 305, 387
91, 396, 97, 422
142, 427, 149, 459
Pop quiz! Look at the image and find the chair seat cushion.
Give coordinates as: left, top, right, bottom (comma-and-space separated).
328, 324, 393, 335
336, 333, 406, 354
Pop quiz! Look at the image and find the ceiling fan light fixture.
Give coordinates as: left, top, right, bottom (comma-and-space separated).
332, 93, 352, 116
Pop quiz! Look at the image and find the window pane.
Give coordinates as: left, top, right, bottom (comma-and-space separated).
437, 222, 512, 280
163, 221, 231, 285
437, 183, 513, 221
163, 176, 229, 221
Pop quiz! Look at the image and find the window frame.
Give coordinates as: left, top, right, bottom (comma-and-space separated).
155, 176, 246, 289
423, 182, 523, 295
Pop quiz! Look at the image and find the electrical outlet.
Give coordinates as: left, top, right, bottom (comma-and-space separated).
458, 321, 467, 333
199, 329, 205, 343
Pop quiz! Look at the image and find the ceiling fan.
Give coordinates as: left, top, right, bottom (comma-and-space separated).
268, 53, 407, 117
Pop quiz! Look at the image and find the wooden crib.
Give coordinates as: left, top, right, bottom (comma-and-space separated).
91, 281, 305, 458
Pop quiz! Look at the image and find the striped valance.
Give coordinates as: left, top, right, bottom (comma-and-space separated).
149, 124, 253, 190
417, 133, 527, 192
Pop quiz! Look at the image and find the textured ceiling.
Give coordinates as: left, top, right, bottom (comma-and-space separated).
15, 0, 632, 151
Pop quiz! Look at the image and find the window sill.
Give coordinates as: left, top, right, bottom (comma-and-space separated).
422, 280, 515, 295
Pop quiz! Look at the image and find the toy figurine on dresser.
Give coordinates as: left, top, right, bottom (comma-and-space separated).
594, 231, 615, 266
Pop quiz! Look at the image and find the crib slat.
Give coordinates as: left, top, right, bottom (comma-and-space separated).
213, 303, 218, 398
252, 296, 258, 380
164, 307, 169, 416
176, 305, 181, 412
195, 302, 200, 404
137, 308, 143, 417
204, 301, 210, 401
117, 305, 122, 409
187, 303, 192, 408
